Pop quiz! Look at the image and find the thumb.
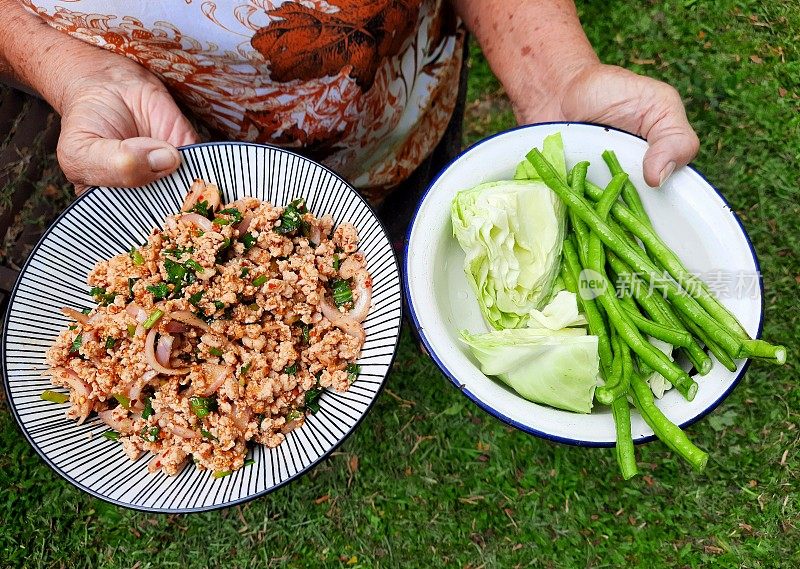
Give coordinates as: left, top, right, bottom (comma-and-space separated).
57, 134, 182, 189
641, 94, 700, 187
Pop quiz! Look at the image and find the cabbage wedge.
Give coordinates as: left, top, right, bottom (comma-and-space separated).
460, 328, 600, 413
450, 133, 568, 330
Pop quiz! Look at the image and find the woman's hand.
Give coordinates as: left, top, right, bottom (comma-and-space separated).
1, 0, 197, 193
518, 64, 700, 188
57, 57, 198, 192
453, 0, 700, 188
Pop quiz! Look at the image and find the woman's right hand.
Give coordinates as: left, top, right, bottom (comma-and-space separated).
56, 52, 198, 193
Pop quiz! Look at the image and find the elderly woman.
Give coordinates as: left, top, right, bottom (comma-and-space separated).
0, 0, 698, 235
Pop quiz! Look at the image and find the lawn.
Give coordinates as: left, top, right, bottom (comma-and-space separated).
1, 1, 798, 567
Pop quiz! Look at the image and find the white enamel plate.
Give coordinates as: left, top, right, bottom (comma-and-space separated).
404, 123, 762, 446
2, 142, 403, 512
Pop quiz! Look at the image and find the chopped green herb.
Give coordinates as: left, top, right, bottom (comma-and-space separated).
247, 303, 259, 311
142, 309, 163, 330
244, 459, 255, 467
200, 428, 219, 442
213, 301, 225, 310
127, 324, 137, 337
346, 362, 361, 383
141, 396, 154, 420
189, 200, 211, 218
105, 337, 116, 349
164, 258, 187, 284
146, 283, 170, 300
81, 308, 91, 315
164, 245, 194, 257
220, 237, 231, 250
102, 431, 120, 441
284, 363, 298, 375
239, 363, 251, 376
190, 396, 218, 418
208, 347, 223, 357
213, 208, 243, 226
241, 232, 256, 250
184, 259, 204, 273
304, 388, 323, 414
129, 247, 145, 265
331, 278, 353, 307
286, 409, 303, 421
141, 426, 160, 442
189, 291, 205, 305
252, 274, 268, 287
113, 393, 131, 409
89, 286, 117, 306
41, 390, 69, 404
240, 267, 250, 278
298, 323, 311, 345
212, 470, 232, 479
68, 325, 77, 331
70, 334, 82, 354
275, 198, 307, 235
333, 254, 340, 270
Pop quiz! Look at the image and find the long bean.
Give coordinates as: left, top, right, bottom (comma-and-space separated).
561, 255, 613, 369
675, 311, 739, 373
619, 303, 693, 347
527, 149, 744, 358
612, 396, 638, 479
564, 239, 698, 401
629, 372, 708, 471
569, 162, 591, 262
582, 179, 752, 342
607, 251, 713, 375
601, 150, 652, 226
596, 335, 627, 404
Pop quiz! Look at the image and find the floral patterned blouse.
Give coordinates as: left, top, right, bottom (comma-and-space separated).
22, 0, 465, 198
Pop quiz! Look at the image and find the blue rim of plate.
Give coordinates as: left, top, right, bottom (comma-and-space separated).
1, 141, 402, 513
402, 121, 764, 448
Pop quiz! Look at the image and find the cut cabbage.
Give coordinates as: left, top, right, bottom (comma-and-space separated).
460, 328, 600, 413
645, 338, 675, 398
451, 134, 567, 330
527, 290, 588, 331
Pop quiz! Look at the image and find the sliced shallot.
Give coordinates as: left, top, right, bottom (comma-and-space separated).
50, 367, 92, 424
155, 334, 174, 367
61, 307, 90, 325
169, 311, 212, 333
349, 270, 372, 323
320, 297, 365, 345
145, 327, 190, 375
178, 213, 213, 232
97, 409, 133, 432
200, 363, 230, 396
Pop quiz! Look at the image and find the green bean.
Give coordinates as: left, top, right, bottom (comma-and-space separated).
527, 149, 744, 358
601, 150, 652, 226
630, 372, 708, 472
561, 250, 613, 369
569, 162, 591, 262
596, 335, 635, 405
619, 303, 693, 347
739, 339, 787, 364
563, 239, 698, 401
595, 171, 628, 219
612, 397, 638, 480
583, 179, 751, 341
607, 251, 713, 375
675, 310, 738, 373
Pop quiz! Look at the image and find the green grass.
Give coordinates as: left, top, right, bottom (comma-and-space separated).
2, 1, 799, 567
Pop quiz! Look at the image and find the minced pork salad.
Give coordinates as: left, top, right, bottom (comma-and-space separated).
44, 180, 372, 477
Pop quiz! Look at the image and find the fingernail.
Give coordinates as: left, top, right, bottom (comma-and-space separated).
147, 148, 177, 172
659, 161, 676, 187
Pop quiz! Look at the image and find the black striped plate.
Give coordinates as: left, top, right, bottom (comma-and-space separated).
1, 142, 402, 513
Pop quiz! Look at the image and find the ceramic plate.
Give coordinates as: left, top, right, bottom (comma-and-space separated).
404, 122, 762, 446
2, 142, 403, 512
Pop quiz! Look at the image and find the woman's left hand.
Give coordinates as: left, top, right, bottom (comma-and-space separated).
516, 63, 700, 188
